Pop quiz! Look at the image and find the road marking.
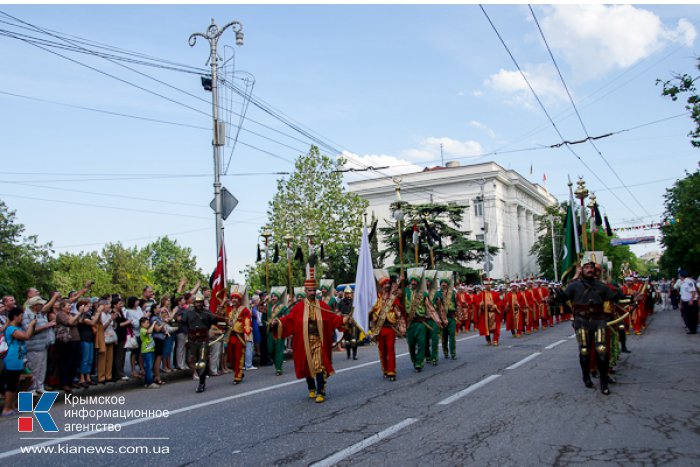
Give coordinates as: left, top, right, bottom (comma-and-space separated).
568, 333, 576, 339
335, 352, 409, 374
457, 334, 480, 342
505, 352, 541, 370
456, 325, 505, 342
544, 339, 568, 350
436, 374, 501, 405
310, 418, 418, 467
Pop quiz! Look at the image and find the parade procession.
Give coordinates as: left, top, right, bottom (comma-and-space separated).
1, 4, 699, 466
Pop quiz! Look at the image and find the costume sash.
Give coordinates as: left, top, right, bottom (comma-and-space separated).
302, 299, 324, 377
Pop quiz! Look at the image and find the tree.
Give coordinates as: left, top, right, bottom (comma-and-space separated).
0, 199, 54, 298
530, 204, 566, 280
657, 58, 700, 147
51, 252, 112, 297
659, 169, 700, 277
142, 236, 206, 296
245, 146, 369, 290
377, 202, 495, 283
101, 242, 150, 297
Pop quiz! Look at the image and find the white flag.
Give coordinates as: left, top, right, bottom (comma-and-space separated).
352, 224, 376, 335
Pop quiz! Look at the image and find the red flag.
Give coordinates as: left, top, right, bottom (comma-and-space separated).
209, 240, 227, 315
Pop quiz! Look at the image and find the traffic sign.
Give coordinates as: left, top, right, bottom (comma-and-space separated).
210, 187, 238, 221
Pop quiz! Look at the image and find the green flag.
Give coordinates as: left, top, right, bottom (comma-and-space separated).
560, 202, 577, 281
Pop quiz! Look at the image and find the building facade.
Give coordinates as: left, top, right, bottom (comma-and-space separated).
348, 161, 558, 280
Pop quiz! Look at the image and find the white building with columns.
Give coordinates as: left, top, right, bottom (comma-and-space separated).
347, 161, 558, 280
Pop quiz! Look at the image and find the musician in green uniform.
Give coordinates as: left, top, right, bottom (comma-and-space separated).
405, 268, 431, 372
320, 279, 336, 310
436, 271, 457, 360
266, 287, 289, 376
424, 271, 441, 366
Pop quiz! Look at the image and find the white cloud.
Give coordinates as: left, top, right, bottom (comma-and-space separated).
340, 136, 486, 181
401, 136, 484, 161
484, 63, 567, 108
472, 90, 484, 97
469, 120, 496, 139
341, 151, 422, 181
456, 91, 465, 97
539, 5, 697, 80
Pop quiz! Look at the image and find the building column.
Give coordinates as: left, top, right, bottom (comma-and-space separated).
526, 210, 536, 276
517, 206, 527, 279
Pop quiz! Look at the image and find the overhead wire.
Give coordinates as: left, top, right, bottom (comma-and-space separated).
528, 5, 653, 219
0, 12, 339, 160
479, 4, 642, 219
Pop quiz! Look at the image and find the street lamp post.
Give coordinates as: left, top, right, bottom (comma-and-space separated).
189, 18, 244, 258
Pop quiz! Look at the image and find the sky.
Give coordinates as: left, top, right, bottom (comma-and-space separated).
1, 3, 698, 283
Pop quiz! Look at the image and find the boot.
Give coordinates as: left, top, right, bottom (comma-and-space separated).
580, 355, 594, 389
196, 383, 206, 393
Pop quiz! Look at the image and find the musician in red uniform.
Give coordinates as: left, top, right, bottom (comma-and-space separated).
369, 270, 402, 381
521, 283, 535, 335
474, 279, 502, 346
628, 275, 645, 335
225, 285, 252, 385
504, 283, 525, 338
271, 267, 348, 403
535, 279, 550, 329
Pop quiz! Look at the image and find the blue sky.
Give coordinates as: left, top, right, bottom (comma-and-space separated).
1, 4, 698, 282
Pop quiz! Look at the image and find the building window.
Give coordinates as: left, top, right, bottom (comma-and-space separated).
476, 234, 484, 242
474, 198, 483, 217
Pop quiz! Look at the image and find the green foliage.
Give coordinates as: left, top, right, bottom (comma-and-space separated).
0, 198, 207, 299
377, 202, 494, 283
530, 204, 566, 280
51, 238, 204, 298
0, 199, 54, 298
657, 59, 700, 147
245, 146, 369, 291
142, 237, 205, 296
51, 252, 112, 297
101, 242, 151, 297
659, 169, 700, 277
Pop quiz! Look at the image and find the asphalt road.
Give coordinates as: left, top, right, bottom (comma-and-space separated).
1, 305, 699, 466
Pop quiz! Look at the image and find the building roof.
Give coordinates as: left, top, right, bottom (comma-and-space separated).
348, 160, 557, 206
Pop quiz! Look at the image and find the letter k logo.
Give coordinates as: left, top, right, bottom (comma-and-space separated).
18, 392, 59, 432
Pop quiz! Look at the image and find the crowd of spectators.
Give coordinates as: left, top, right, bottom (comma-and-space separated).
0, 280, 224, 416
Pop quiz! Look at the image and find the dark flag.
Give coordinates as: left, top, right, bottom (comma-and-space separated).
604, 214, 613, 237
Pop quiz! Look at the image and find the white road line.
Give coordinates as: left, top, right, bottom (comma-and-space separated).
310, 418, 418, 467
568, 333, 576, 339
456, 334, 480, 342
505, 352, 542, 370
456, 325, 505, 342
436, 374, 501, 406
544, 339, 568, 350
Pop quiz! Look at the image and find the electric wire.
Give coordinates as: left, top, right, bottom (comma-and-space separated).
529, 5, 652, 219
480, 4, 642, 219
